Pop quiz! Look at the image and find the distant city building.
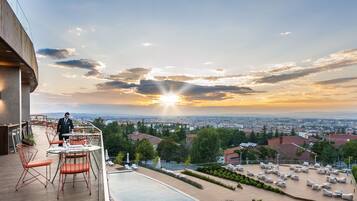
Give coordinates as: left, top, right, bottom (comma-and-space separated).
128, 131, 162, 149
268, 136, 316, 161
327, 134, 357, 146
239, 142, 257, 148
268, 136, 309, 147
224, 146, 241, 165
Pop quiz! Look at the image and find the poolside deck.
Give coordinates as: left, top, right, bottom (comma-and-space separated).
135, 164, 357, 201
137, 167, 295, 201
0, 126, 100, 201
243, 164, 357, 201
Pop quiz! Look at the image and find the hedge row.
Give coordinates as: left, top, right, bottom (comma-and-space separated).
182, 170, 236, 191
142, 164, 203, 189
197, 165, 283, 194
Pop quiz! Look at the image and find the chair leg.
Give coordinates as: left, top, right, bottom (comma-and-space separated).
88, 171, 91, 196
46, 166, 48, 188
57, 173, 62, 200
15, 169, 26, 191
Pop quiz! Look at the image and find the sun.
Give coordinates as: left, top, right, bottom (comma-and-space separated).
159, 93, 180, 106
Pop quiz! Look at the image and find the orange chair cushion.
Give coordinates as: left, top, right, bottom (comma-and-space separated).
50, 140, 64, 145
60, 163, 90, 174
65, 153, 88, 158
25, 159, 53, 168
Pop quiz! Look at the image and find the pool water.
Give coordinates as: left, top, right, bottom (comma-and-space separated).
109, 172, 196, 201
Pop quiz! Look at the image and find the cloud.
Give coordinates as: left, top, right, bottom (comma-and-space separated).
154, 74, 242, 82
55, 59, 105, 77
36, 48, 76, 59
68, 27, 84, 36
142, 42, 153, 47
255, 49, 357, 84
280, 32, 291, 36
97, 79, 255, 101
154, 75, 195, 82
108, 68, 151, 82
315, 77, 357, 85
97, 81, 138, 90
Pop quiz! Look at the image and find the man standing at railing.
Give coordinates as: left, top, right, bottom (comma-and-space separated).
57, 112, 74, 146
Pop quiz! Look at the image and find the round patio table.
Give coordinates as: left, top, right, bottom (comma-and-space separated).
47, 145, 101, 183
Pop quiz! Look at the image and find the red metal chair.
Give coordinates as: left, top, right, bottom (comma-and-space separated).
15, 144, 53, 191
57, 151, 91, 199
45, 129, 63, 147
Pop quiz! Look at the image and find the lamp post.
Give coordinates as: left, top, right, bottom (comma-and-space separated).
276, 153, 280, 170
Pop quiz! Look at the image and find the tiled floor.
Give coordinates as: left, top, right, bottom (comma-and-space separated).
0, 126, 100, 201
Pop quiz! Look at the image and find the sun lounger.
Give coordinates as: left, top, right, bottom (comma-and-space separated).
131, 164, 138, 170
317, 168, 326, 174
247, 171, 254, 177
333, 190, 343, 198
323, 189, 333, 197
276, 180, 286, 188
314, 163, 320, 168
125, 164, 132, 170
306, 179, 314, 187
291, 174, 299, 181
312, 184, 321, 191
265, 177, 273, 183
342, 193, 354, 201
322, 182, 331, 189
337, 177, 347, 183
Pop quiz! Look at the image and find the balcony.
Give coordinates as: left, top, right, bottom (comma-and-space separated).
0, 120, 110, 201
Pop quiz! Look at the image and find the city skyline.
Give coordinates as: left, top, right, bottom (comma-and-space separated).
23, 0, 357, 116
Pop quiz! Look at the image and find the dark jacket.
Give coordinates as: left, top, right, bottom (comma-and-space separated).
57, 118, 74, 134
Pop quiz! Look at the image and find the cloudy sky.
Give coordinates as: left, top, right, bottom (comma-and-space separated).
18, 0, 357, 116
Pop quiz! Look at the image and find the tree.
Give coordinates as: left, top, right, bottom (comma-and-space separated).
184, 155, 192, 167
312, 141, 338, 164
134, 153, 141, 164
191, 128, 220, 163
341, 140, 357, 162
92, 117, 105, 131
102, 122, 134, 157
274, 128, 279, 138
248, 131, 257, 143
114, 152, 125, 165
157, 139, 182, 162
291, 128, 296, 136
135, 139, 155, 161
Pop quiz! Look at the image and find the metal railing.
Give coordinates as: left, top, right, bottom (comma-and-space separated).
31, 119, 110, 201
60, 121, 110, 201
7, 0, 33, 39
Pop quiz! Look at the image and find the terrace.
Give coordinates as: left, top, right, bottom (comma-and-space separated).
0, 122, 110, 201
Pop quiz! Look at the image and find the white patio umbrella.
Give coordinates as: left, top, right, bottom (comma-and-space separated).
105, 149, 109, 161
126, 152, 130, 164
156, 157, 161, 169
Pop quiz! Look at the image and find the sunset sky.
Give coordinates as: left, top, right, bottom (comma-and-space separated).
20, 0, 357, 116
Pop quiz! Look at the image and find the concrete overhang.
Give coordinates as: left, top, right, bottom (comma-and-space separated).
0, 0, 38, 92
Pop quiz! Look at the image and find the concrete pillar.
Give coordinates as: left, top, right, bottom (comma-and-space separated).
0, 67, 21, 124
21, 83, 30, 122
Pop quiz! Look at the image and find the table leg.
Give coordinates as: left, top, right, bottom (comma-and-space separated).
51, 154, 62, 183
89, 153, 97, 179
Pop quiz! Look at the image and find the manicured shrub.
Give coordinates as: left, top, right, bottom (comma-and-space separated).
197, 165, 284, 195
182, 170, 236, 191
142, 164, 203, 189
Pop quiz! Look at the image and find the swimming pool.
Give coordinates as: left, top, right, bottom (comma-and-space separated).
109, 171, 197, 201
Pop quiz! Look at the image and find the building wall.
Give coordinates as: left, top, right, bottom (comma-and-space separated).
21, 84, 30, 121
0, 67, 21, 124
